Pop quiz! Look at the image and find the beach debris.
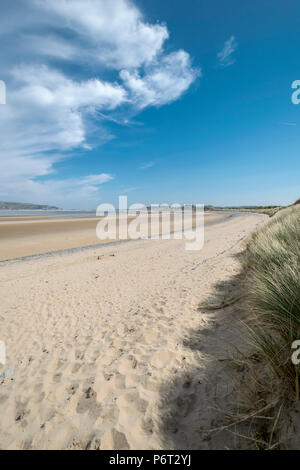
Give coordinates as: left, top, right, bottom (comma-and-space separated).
0, 367, 14, 382
97, 253, 115, 260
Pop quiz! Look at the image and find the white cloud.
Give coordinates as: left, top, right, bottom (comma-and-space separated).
47, 173, 114, 207
0, 64, 122, 208
121, 50, 200, 109
21, 34, 78, 60
0, 64, 126, 170
0, 0, 198, 207
12, 64, 127, 111
0, 171, 114, 209
139, 161, 156, 170
217, 36, 238, 67
34, 0, 169, 69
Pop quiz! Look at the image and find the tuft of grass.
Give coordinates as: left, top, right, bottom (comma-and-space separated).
249, 206, 283, 217
242, 204, 300, 397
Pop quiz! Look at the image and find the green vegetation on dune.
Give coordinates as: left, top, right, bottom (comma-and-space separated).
242, 206, 283, 216
243, 203, 300, 396
204, 205, 284, 216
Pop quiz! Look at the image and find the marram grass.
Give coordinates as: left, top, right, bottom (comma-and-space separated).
243, 204, 300, 398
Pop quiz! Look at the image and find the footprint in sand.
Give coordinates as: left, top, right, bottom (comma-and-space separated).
150, 350, 174, 369
76, 386, 102, 416
118, 355, 137, 375
101, 428, 129, 450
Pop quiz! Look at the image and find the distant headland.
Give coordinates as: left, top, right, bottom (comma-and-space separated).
0, 201, 59, 210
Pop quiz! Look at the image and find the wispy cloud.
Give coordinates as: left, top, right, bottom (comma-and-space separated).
281, 121, 297, 126
121, 186, 138, 193
139, 161, 156, 170
217, 35, 238, 67
0, 0, 199, 207
0, 171, 114, 209
121, 50, 200, 109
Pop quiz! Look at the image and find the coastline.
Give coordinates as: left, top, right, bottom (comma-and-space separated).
0, 211, 230, 262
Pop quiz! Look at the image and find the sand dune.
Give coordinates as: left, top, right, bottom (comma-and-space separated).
0, 213, 267, 450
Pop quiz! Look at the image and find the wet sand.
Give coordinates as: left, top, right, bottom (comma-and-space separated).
0, 212, 228, 261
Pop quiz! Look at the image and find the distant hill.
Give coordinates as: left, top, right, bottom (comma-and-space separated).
219, 205, 279, 209
0, 201, 59, 210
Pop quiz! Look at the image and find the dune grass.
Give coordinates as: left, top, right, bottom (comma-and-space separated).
243, 204, 300, 397
245, 206, 283, 217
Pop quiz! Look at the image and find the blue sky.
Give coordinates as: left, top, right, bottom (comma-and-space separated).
0, 0, 299, 208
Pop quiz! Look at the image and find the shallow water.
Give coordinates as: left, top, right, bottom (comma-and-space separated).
0, 210, 96, 217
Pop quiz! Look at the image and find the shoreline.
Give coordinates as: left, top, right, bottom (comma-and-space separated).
0, 211, 232, 262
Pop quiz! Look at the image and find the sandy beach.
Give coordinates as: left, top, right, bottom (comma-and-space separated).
0, 212, 267, 450
0, 212, 228, 261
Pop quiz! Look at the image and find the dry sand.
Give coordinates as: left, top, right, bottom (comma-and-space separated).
0, 212, 267, 450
